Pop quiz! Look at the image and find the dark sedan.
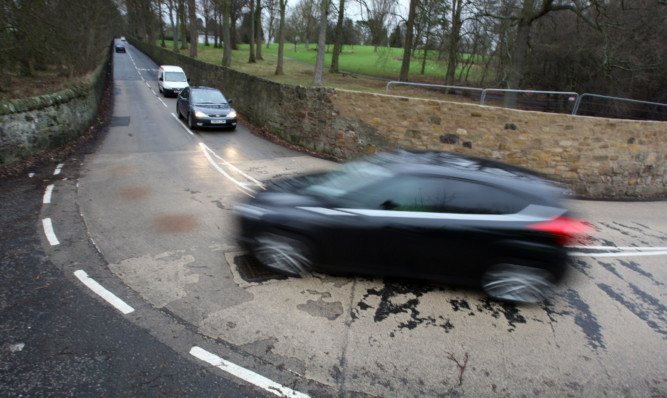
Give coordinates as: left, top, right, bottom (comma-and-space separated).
115, 44, 126, 53
177, 86, 237, 130
235, 150, 591, 303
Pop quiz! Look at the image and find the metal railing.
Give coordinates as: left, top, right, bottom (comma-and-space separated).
385, 81, 666, 121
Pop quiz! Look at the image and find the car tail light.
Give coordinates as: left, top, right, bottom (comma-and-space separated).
527, 216, 594, 246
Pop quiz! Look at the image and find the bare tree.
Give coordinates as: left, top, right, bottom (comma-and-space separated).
329, 0, 346, 73
357, 0, 396, 51
248, 0, 256, 62
255, 0, 263, 59
398, 0, 418, 81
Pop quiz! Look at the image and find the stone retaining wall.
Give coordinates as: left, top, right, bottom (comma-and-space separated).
0, 49, 110, 168
139, 40, 667, 198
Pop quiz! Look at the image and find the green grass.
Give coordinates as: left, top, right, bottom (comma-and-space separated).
158, 40, 485, 97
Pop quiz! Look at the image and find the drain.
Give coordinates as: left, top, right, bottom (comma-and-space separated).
234, 254, 286, 283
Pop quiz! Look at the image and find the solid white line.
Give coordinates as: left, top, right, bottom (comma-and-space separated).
160, 98, 167, 107
43, 184, 54, 204
568, 245, 667, 251
199, 144, 255, 195
42, 218, 60, 246
73, 270, 135, 314
171, 113, 194, 135
54, 164, 64, 175
201, 143, 265, 188
189, 346, 310, 398
570, 251, 667, 257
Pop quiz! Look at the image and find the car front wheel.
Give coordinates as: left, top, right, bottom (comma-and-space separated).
177, 103, 183, 119
481, 263, 553, 303
188, 112, 195, 129
252, 233, 313, 276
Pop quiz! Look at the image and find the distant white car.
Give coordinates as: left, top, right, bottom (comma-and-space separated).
157, 65, 189, 97
120, 36, 127, 42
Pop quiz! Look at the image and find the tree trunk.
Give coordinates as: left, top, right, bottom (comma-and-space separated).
255, 0, 263, 60
188, 0, 198, 58
329, 0, 345, 73
248, 0, 256, 63
179, 0, 188, 49
313, 0, 328, 85
444, 0, 463, 87
275, 0, 286, 75
399, 0, 418, 82
222, 0, 231, 66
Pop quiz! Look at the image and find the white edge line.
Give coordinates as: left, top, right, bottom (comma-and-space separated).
73, 270, 135, 314
42, 218, 60, 246
189, 346, 310, 398
54, 163, 64, 175
200, 143, 265, 188
171, 113, 195, 136
199, 144, 255, 195
568, 245, 667, 251
570, 251, 667, 257
43, 184, 54, 204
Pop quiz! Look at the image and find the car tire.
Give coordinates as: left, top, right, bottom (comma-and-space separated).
252, 233, 314, 277
188, 112, 195, 130
481, 263, 553, 303
177, 103, 183, 119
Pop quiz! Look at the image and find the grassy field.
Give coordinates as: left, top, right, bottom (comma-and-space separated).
159, 40, 485, 99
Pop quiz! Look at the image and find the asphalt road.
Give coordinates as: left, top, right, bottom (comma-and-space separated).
2, 40, 666, 397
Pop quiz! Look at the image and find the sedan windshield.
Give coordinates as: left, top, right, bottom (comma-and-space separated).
301, 161, 394, 198
192, 90, 227, 105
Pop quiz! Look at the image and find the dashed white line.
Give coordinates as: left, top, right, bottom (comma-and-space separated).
74, 270, 135, 314
42, 218, 60, 246
171, 113, 194, 135
54, 163, 64, 175
43, 184, 54, 204
189, 346, 310, 398
569, 245, 667, 257
570, 250, 667, 257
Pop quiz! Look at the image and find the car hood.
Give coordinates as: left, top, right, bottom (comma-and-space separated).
194, 104, 234, 114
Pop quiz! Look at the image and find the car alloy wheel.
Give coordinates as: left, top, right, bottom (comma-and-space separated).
253, 233, 313, 276
481, 263, 553, 303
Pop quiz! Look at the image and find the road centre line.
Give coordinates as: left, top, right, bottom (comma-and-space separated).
189, 346, 310, 398
568, 245, 667, 256
42, 218, 60, 246
73, 270, 135, 315
570, 250, 667, 257
43, 184, 54, 204
568, 245, 667, 251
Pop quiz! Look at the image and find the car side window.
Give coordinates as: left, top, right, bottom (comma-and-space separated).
348, 176, 527, 214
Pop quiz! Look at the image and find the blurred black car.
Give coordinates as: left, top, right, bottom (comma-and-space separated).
235, 150, 591, 303
115, 43, 126, 53
177, 86, 237, 130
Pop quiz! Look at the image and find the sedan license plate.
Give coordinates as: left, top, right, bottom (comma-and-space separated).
211, 120, 226, 124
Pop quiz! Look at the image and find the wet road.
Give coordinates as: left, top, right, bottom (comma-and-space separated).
35, 41, 667, 396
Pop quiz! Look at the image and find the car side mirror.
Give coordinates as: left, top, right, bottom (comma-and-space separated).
158, 77, 163, 81
228, 99, 233, 104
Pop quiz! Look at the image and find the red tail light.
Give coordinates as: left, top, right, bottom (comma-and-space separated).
527, 216, 594, 246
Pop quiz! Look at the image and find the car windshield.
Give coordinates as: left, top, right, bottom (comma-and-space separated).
192, 90, 226, 105
301, 161, 394, 198
165, 72, 187, 82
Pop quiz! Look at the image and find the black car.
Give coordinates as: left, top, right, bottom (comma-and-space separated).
177, 86, 237, 130
235, 150, 591, 303
115, 44, 126, 53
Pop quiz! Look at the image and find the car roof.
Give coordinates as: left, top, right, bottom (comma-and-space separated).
159, 65, 184, 72
367, 150, 562, 198
189, 86, 221, 92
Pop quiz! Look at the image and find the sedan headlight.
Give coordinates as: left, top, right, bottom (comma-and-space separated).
194, 110, 207, 118
227, 110, 237, 118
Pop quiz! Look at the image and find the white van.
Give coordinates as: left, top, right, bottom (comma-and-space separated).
157, 65, 189, 97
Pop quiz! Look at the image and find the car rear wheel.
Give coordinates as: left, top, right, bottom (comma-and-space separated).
482, 263, 553, 303
252, 233, 313, 277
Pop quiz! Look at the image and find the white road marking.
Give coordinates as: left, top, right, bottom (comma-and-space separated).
199, 143, 265, 196
54, 164, 64, 175
43, 184, 54, 204
171, 113, 194, 136
159, 98, 167, 107
568, 245, 667, 257
189, 346, 310, 398
74, 270, 135, 314
42, 218, 60, 246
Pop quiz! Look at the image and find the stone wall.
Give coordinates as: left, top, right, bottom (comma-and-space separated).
133, 39, 667, 198
0, 49, 110, 168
